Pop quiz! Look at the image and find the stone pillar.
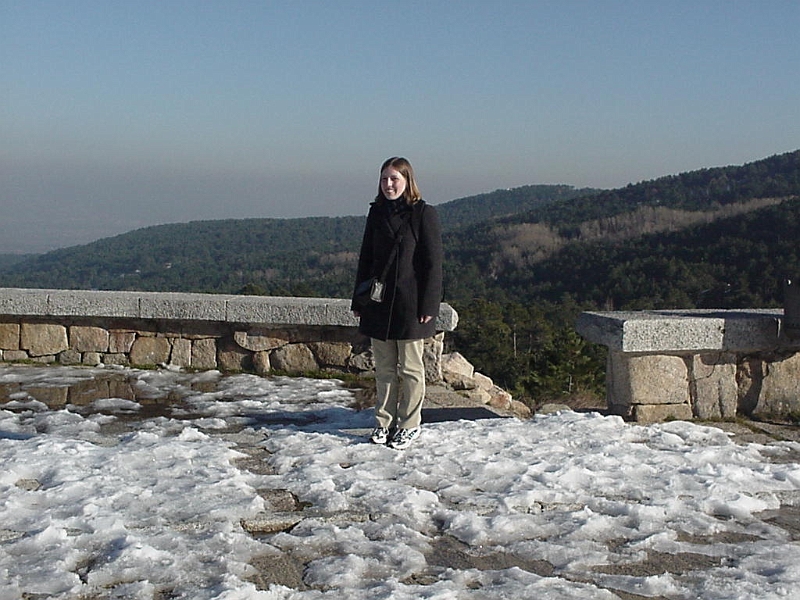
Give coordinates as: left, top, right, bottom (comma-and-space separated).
739, 353, 800, 419
688, 352, 737, 420
607, 351, 693, 422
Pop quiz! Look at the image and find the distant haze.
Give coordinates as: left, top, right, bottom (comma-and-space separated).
2, 1, 799, 253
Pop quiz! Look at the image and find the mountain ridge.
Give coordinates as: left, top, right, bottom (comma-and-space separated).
1, 150, 798, 306
0, 185, 596, 294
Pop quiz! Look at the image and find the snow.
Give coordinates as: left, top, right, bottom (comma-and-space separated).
2, 364, 800, 599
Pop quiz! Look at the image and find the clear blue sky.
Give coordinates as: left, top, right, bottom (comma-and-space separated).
2, 0, 799, 252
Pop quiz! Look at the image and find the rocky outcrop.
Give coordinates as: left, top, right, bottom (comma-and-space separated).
440, 351, 530, 418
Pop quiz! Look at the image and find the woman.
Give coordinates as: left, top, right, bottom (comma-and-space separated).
352, 157, 443, 450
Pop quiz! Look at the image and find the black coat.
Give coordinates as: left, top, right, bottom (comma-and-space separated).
352, 199, 443, 341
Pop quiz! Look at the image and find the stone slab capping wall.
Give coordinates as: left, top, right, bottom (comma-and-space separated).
0, 288, 458, 382
577, 309, 800, 423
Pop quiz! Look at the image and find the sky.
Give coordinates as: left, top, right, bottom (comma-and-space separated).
2, 0, 800, 253
2, 364, 800, 598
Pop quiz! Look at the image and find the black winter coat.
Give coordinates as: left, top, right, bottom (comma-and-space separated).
351, 199, 443, 341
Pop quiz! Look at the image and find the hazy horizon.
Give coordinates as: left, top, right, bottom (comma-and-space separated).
3, 1, 799, 253
0, 179, 590, 255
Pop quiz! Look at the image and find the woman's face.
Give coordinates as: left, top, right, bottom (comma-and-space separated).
380, 167, 407, 201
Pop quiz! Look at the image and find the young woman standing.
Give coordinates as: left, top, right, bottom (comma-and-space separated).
351, 157, 443, 449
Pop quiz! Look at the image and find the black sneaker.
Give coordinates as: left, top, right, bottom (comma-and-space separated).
370, 427, 390, 445
388, 427, 421, 450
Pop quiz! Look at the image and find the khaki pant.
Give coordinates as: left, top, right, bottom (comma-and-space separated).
371, 338, 426, 430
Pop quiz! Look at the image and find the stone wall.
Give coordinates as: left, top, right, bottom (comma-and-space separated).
577, 309, 800, 422
0, 288, 458, 383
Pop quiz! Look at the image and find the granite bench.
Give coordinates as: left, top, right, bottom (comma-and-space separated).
576, 309, 800, 422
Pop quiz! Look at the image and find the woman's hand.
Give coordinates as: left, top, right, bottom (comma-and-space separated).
419, 315, 432, 324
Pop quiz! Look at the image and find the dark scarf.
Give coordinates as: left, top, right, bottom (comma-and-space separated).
384, 198, 412, 240
388, 198, 411, 215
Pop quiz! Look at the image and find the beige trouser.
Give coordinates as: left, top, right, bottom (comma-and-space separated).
371, 338, 426, 430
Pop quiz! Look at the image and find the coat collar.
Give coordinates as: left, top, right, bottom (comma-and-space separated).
378, 199, 424, 240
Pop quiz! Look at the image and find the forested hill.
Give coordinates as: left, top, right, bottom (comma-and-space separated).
0, 254, 33, 270
459, 196, 800, 310
0, 184, 593, 295
517, 148, 800, 225
1, 151, 798, 304
441, 149, 800, 401
434, 184, 598, 228
444, 149, 800, 304
2, 150, 800, 403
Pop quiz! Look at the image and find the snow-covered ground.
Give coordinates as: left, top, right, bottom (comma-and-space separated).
2, 364, 800, 599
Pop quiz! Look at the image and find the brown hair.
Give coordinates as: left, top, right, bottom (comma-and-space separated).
375, 156, 422, 204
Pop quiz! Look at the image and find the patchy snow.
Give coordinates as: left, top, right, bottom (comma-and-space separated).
1, 365, 800, 599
